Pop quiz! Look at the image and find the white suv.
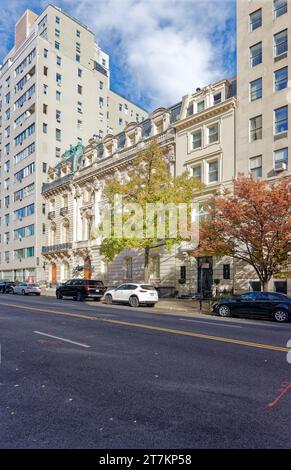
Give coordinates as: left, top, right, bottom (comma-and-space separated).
104, 283, 158, 307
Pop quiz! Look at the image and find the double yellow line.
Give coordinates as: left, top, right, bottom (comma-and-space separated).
0, 302, 289, 353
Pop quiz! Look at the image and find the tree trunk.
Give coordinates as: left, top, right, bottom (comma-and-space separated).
144, 245, 150, 283
261, 278, 270, 292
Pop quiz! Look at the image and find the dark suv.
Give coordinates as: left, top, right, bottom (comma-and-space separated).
0, 281, 16, 294
56, 279, 106, 301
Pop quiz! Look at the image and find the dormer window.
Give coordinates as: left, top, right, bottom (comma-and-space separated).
197, 100, 205, 113
213, 92, 222, 105
156, 121, 163, 134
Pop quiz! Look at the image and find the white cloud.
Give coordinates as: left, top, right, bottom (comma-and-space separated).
0, 0, 236, 110
61, 0, 236, 110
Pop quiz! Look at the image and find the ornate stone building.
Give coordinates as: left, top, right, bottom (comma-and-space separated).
41, 79, 243, 296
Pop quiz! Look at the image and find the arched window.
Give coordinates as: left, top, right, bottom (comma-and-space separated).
61, 261, 70, 281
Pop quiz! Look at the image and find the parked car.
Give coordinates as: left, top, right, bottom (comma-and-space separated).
104, 283, 159, 307
12, 283, 41, 296
56, 279, 106, 301
212, 291, 291, 322
0, 281, 16, 294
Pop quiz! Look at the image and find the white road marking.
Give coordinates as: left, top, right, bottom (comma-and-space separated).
179, 318, 243, 329
33, 331, 90, 348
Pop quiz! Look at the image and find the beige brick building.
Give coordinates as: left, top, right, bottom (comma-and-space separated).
237, 0, 290, 295
0, 5, 148, 283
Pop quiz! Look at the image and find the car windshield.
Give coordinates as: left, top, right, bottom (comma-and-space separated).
140, 285, 156, 291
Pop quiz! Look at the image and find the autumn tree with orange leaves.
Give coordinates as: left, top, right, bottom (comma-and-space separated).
195, 177, 291, 292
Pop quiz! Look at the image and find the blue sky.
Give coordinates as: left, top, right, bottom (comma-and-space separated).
0, 0, 236, 111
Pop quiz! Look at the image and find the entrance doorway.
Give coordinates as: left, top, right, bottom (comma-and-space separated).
83, 258, 92, 279
197, 256, 213, 297
51, 263, 57, 285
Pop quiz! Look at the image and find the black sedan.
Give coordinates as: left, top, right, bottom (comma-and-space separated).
0, 281, 16, 294
212, 292, 291, 323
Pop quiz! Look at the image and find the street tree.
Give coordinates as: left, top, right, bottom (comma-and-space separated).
97, 141, 203, 282
194, 176, 291, 291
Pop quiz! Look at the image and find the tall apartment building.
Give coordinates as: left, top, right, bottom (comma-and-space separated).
237, 0, 290, 294
0, 5, 148, 282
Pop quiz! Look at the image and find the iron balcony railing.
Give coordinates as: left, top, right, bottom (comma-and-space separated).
42, 243, 72, 254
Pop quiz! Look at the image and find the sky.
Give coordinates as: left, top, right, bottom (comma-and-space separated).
0, 0, 237, 112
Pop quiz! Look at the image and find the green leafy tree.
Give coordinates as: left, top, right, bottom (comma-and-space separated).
97, 142, 203, 282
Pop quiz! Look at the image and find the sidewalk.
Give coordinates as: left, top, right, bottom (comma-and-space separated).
43, 288, 212, 315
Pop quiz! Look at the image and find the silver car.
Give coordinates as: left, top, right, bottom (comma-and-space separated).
12, 283, 41, 296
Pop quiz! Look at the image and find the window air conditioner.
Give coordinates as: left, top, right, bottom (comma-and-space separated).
274, 161, 287, 172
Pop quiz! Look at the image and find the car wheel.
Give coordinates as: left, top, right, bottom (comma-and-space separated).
129, 296, 139, 308
218, 304, 231, 317
56, 291, 63, 300
76, 292, 84, 302
22, 289, 26, 296
274, 309, 289, 323
105, 294, 113, 305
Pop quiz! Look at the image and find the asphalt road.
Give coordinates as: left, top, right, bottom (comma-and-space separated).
0, 293, 291, 449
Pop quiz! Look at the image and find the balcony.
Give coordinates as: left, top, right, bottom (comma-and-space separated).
48, 211, 56, 220
42, 243, 72, 254
60, 206, 68, 216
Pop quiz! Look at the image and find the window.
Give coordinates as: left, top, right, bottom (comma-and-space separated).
43, 104, 48, 114
208, 123, 219, 144
99, 81, 103, 90
55, 41, 60, 50
56, 16, 60, 24
208, 160, 219, 183
250, 78, 262, 101
56, 73, 62, 85
250, 155, 262, 178
119, 117, 123, 125
223, 264, 230, 280
43, 123, 48, 134
76, 54, 80, 62
76, 30, 80, 37
274, 30, 288, 57
56, 110, 61, 122
78, 68, 82, 78
274, 147, 288, 165
43, 163, 47, 173
56, 91, 61, 101
55, 28, 60, 37
274, 0, 287, 18
213, 92, 222, 105
43, 84, 48, 95
56, 128, 61, 142
56, 56, 61, 66
197, 100, 205, 113
78, 85, 82, 94
125, 257, 133, 279
99, 97, 104, 108
274, 67, 288, 91
26, 247, 34, 257
274, 106, 288, 134
77, 119, 82, 129
76, 42, 81, 53
192, 165, 201, 180
250, 9, 262, 31
43, 66, 48, 76
77, 101, 82, 113
44, 48, 48, 58
180, 266, 186, 281
119, 104, 123, 112
56, 147, 61, 158
250, 115, 262, 141
250, 42, 262, 67
192, 129, 202, 149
